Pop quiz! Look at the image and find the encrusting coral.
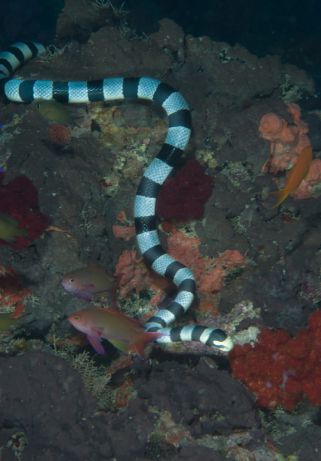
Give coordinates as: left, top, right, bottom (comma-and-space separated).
114, 228, 245, 315
115, 249, 168, 304
112, 211, 135, 241
166, 229, 245, 295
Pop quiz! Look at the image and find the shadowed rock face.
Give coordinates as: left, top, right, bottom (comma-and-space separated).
0, 351, 257, 460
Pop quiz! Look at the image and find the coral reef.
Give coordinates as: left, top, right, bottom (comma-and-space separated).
259, 103, 321, 201
90, 102, 166, 197
259, 103, 310, 174
0, 268, 31, 325
115, 249, 168, 303
47, 123, 72, 146
156, 158, 214, 221
114, 228, 245, 319
112, 210, 136, 241
291, 158, 321, 199
166, 229, 245, 295
112, 224, 136, 240
1, 9, 320, 460
0, 175, 50, 249
55, 348, 114, 410
230, 310, 321, 410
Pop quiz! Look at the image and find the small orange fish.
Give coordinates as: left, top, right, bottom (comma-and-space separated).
272, 145, 313, 208
68, 307, 163, 357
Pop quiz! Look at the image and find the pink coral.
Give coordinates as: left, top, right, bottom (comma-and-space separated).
114, 250, 149, 298
114, 228, 245, 314
259, 103, 311, 174
156, 159, 213, 221
112, 210, 136, 241
114, 249, 168, 300
167, 230, 245, 294
199, 250, 246, 293
112, 224, 135, 241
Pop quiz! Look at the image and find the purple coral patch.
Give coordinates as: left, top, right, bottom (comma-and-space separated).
0, 175, 50, 249
156, 159, 213, 221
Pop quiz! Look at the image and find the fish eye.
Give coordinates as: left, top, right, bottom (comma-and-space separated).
73, 315, 80, 320
69, 278, 74, 282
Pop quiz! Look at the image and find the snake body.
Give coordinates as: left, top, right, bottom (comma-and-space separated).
0, 41, 233, 352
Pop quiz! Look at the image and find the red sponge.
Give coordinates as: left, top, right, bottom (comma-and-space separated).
0, 175, 50, 249
157, 159, 213, 221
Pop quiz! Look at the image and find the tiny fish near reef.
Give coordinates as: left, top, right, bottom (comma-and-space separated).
62, 264, 115, 301
68, 308, 163, 357
36, 100, 72, 125
0, 41, 233, 353
272, 145, 313, 207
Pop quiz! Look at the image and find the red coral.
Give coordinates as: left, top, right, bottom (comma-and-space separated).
0, 175, 50, 249
230, 310, 321, 410
156, 159, 213, 220
48, 123, 72, 146
0, 268, 31, 319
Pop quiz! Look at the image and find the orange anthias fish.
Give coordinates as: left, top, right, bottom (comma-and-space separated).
272, 145, 313, 208
62, 264, 115, 301
68, 307, 163, 357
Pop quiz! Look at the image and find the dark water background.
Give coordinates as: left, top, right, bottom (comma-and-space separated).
1, 0, 321, 84
0, 0, 321, 80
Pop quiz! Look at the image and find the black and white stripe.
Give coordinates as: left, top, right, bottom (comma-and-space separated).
0, 41, 233, 352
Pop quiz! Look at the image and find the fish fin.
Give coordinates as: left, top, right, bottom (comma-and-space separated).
128, 331, 164, 358
83, 283, 96, 289
77, 290, 94, 301
271, 188, 289, 208
86, 335, 105, 354
108, 338, 130, 354
77, 283, 103, 300
0, 235, 15, 243
87, 262, 102, 269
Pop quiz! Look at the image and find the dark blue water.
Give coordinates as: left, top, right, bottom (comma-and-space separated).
1, 0, 321, 84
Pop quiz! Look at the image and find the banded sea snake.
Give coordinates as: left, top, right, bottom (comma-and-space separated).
0, 41, 233, 353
